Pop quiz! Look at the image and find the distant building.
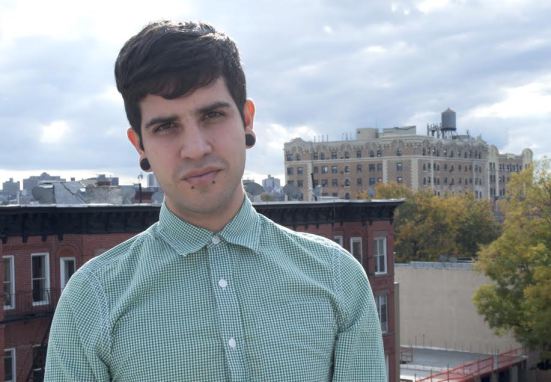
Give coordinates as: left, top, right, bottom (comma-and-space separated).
2, 178, 20, 199
147, 173, 159, 189
22, 173, 65, 195
262, 175, 281, 193
82, 174, 119, 187
284, 108, 533, 201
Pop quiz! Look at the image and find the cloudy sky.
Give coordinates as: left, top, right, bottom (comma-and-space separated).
1, 0, 550, 187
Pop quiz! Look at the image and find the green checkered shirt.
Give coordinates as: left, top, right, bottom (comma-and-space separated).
45, 198, 386, 381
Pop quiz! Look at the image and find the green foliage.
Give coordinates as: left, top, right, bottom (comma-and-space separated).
474, 162, 551, 360
367, 183, 500, 262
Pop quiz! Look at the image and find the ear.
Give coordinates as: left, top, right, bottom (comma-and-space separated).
127, 128, 144, 156
243, 99, 256, 139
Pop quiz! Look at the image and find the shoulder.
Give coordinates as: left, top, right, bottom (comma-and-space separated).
256, 214, 365, 280
76, 224, 158, 279
258, 213, 349, 257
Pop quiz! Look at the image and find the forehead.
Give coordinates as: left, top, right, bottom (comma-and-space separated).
139, 77, 236, 116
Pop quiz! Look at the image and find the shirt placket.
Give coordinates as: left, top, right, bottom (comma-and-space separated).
207, 234, 248, 382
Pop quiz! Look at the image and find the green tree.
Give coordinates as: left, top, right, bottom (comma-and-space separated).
369, 183, 500, 262
474, 162, 551, 367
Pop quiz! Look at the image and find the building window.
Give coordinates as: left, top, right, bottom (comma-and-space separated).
375, 237, 387, 275
396, 177, 403, 183
334, 235, 343, 247
320, 152, 325, 160
313, 166, 319, 174
344, 179, 351, 187
357, 178, 362, 186
295, 153, 301, 161
369, 150, 375, 157
345, 193, 351, 199
356, 150, 362, 158
297, 167, 304, 175
60, 257, 76, 291
356, 164, 362, 172
368, 164, 376, 172
376, 149, 382, 157
331, 179, 338, 187
32, 345, 47, 382
321, 166, 329, 174
321, 179, 328, 187
396, 162, 403, 171
344, 151, 350, 159
331, 151, 337, 159
4, 348, 15, 382
344, 166, 350, 173
287, 167, 294, 175
312, 152, 318, 160
3, 256, 15, 309
331, 166, 338, 174
285, 152, 292, 161
376, 294, 388, 334
369, 177, 376, 185
297, 180, 303, 188
377, 163, 383, 172
396, 148, 402, 156
350, 237, 363, 263
32, 253, 50, 306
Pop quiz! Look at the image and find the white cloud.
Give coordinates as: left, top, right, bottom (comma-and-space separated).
323, 25, 333, 34
416, 0, 450, 14
40, 120, 70, 144
260, 122, 319, 152
466, 77, 551, 119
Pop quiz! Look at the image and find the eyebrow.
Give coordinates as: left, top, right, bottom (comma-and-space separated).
143, 101, 233, 130
196, 101, 232, 116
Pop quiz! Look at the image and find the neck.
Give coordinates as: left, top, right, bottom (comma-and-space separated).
166, 191, 245, 232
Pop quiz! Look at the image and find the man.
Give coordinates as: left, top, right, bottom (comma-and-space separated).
45, 21, 386, 381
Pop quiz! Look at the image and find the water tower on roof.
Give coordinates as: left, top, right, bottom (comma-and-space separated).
441, 108, 456, 138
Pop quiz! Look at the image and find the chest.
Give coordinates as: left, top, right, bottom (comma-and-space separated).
108, 249, 338, 381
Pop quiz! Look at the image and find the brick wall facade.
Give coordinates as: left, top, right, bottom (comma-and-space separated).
0, 200, 400, 381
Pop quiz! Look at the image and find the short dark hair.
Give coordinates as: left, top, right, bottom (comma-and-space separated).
115, 20, 246, 146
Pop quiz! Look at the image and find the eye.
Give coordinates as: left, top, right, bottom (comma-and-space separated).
153, 121, 178, 134
203, 110, 225, 121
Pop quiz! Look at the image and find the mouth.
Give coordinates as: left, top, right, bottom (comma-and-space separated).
182, 168, 221, 187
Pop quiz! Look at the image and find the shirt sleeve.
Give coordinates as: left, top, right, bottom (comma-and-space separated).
44, 269, 111, 382
332, 250, 386, 381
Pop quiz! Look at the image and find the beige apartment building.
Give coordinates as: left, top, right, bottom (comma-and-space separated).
284, 109, 532, 201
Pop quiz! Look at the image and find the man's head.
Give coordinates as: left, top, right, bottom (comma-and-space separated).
115, 20, 247, 147
116, 20, 255, 231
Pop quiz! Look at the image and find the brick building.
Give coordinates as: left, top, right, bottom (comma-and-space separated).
0, 200, 400, 381
284, 109, 532, 201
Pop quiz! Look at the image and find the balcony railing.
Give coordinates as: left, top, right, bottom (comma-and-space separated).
2, 289, 61, 321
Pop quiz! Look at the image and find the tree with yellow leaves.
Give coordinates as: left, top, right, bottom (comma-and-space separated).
474, 162, 551, 369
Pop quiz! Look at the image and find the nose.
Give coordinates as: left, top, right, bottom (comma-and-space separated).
179, 124, 213, 160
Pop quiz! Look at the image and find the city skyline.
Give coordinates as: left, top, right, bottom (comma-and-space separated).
1, 0, 550, 186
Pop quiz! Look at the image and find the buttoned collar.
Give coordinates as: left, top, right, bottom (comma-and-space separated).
157, 197, 261, 257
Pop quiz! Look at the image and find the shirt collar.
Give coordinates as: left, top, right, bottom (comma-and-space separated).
157, 197, 261, 257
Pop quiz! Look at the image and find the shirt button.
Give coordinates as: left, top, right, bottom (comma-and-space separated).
212, 236, 220, 245
218, 278, 228, 289
228, 337, 236, 349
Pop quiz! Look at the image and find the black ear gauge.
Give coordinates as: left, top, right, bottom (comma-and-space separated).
245, 134, 256, 147
139, 158, 151, 171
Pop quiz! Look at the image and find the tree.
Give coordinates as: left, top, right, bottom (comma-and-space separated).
474, 162, 551, 367
366, 183, 500, 262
